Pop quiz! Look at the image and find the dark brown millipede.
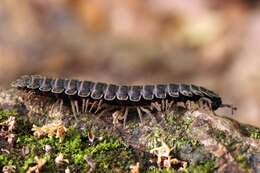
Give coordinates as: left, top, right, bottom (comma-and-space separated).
11, 75, 236, 127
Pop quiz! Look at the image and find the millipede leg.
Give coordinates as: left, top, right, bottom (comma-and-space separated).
165, 100, 169, 111
169, 100, 174, 109
70, 100, 78, 120
50, 99, 59, 114
85, 99, 90, 112
123, 107, 129, 129
59, 99, 63, 112
136, 107, 143, 124
98, 105, 115, 117
95, 99, 103, 114
198, 100, 203, 109
89, 101, 98, 113
151, 102, 162, 112
166, 100, 174, 111
140, 106, 157, 123
75, 100, 79, 114
161, 99, 165, 111
26, 90, 35, 101
156, 102, 162, 112
82, 99, 86, 113
112, 109, 124, 127
185, 100, 192, 110
198, 97, 212, 111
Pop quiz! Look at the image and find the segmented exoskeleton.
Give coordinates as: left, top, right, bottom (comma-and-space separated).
11, 75, 235, 127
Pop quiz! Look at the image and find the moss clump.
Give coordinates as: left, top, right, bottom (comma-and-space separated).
84, 138, 137, 171
0, 109, 18, 121
146, 113, 211, 168
80, 117, 88, 122
11, 122, 138, 172
242, 125, 260, 139
147, 168, 179, 173
146, 161, 218, 173
147, 115, 197, 151
185, 161, 219, 173
0, 108, 138, 172
0, 155, 14, 169
184, 117, 196, 131
235, 154, 248, 169
210, 129, 227, 143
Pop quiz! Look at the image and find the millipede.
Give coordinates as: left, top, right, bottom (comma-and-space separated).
11, 75, 236, 127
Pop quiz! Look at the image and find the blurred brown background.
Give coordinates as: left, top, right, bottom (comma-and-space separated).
0, 0, 260, 127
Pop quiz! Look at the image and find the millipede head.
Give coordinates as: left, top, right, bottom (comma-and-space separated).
11, 75, 31, 88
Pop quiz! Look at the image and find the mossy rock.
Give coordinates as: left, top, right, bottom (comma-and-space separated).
0, 88, 260, 172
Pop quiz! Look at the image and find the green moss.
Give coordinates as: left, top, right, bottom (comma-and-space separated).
146, 114, 205, 167
146, 161, 218, 173
80, 117, 88, 122
22, 157, 34, 170
210, 129, 227, 143
84, 138, 137, 171
13, 122, 138, 172
236, 154, 248, 169
184, 117, 195, 131
0, 109, 18, 121
210, 128, 250, 155
243, 126, 260, 139
0, 155, 14, 169
147, 168, 178, 173
185, 161, 218, 173
191, 106, 199, 111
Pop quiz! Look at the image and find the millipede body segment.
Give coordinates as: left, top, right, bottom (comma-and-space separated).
11, 75, 234, 127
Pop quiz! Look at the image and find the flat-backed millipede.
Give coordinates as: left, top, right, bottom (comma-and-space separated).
11, 75, 236, 127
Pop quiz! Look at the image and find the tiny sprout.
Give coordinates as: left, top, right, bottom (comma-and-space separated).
2, 165, 16, 173
97, 136, 104, 141
27, 156, 47, 173
7, 133, 16, 147
0, 116, 17, 147
32, 121, 67, 142
65, 167, 70, 173
84, 156, 95, 169
21, 146, 29, 156
43, 145, 52, 154
0, 116, 17, 132
150, 138, 187, 170
1, 148, 10, 155
112, 111, 124, 126
55, 153, 69, 166
130, 162, 140, 173
88, 132, 95, 143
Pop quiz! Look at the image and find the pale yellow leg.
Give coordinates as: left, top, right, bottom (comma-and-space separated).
151, 102, 162, 112
85, 99, 90, 112
70, 100, 78, 120
161, 99, 165, 111
89, 101, 98, 112
95, 99, 103, 114
75, 100, 79, 114
123, 107, 129, 129
82, 98, 86, 113
140, 106, 157, 123
136, 107, 143, 123
59, 99, 63, 112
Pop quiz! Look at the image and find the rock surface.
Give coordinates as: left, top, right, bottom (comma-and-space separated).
0, 88, 259, 172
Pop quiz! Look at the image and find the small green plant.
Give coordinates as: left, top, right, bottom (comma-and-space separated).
236, 154, 248, 169
243, 126, 260, 139
185, 161, 218, 173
